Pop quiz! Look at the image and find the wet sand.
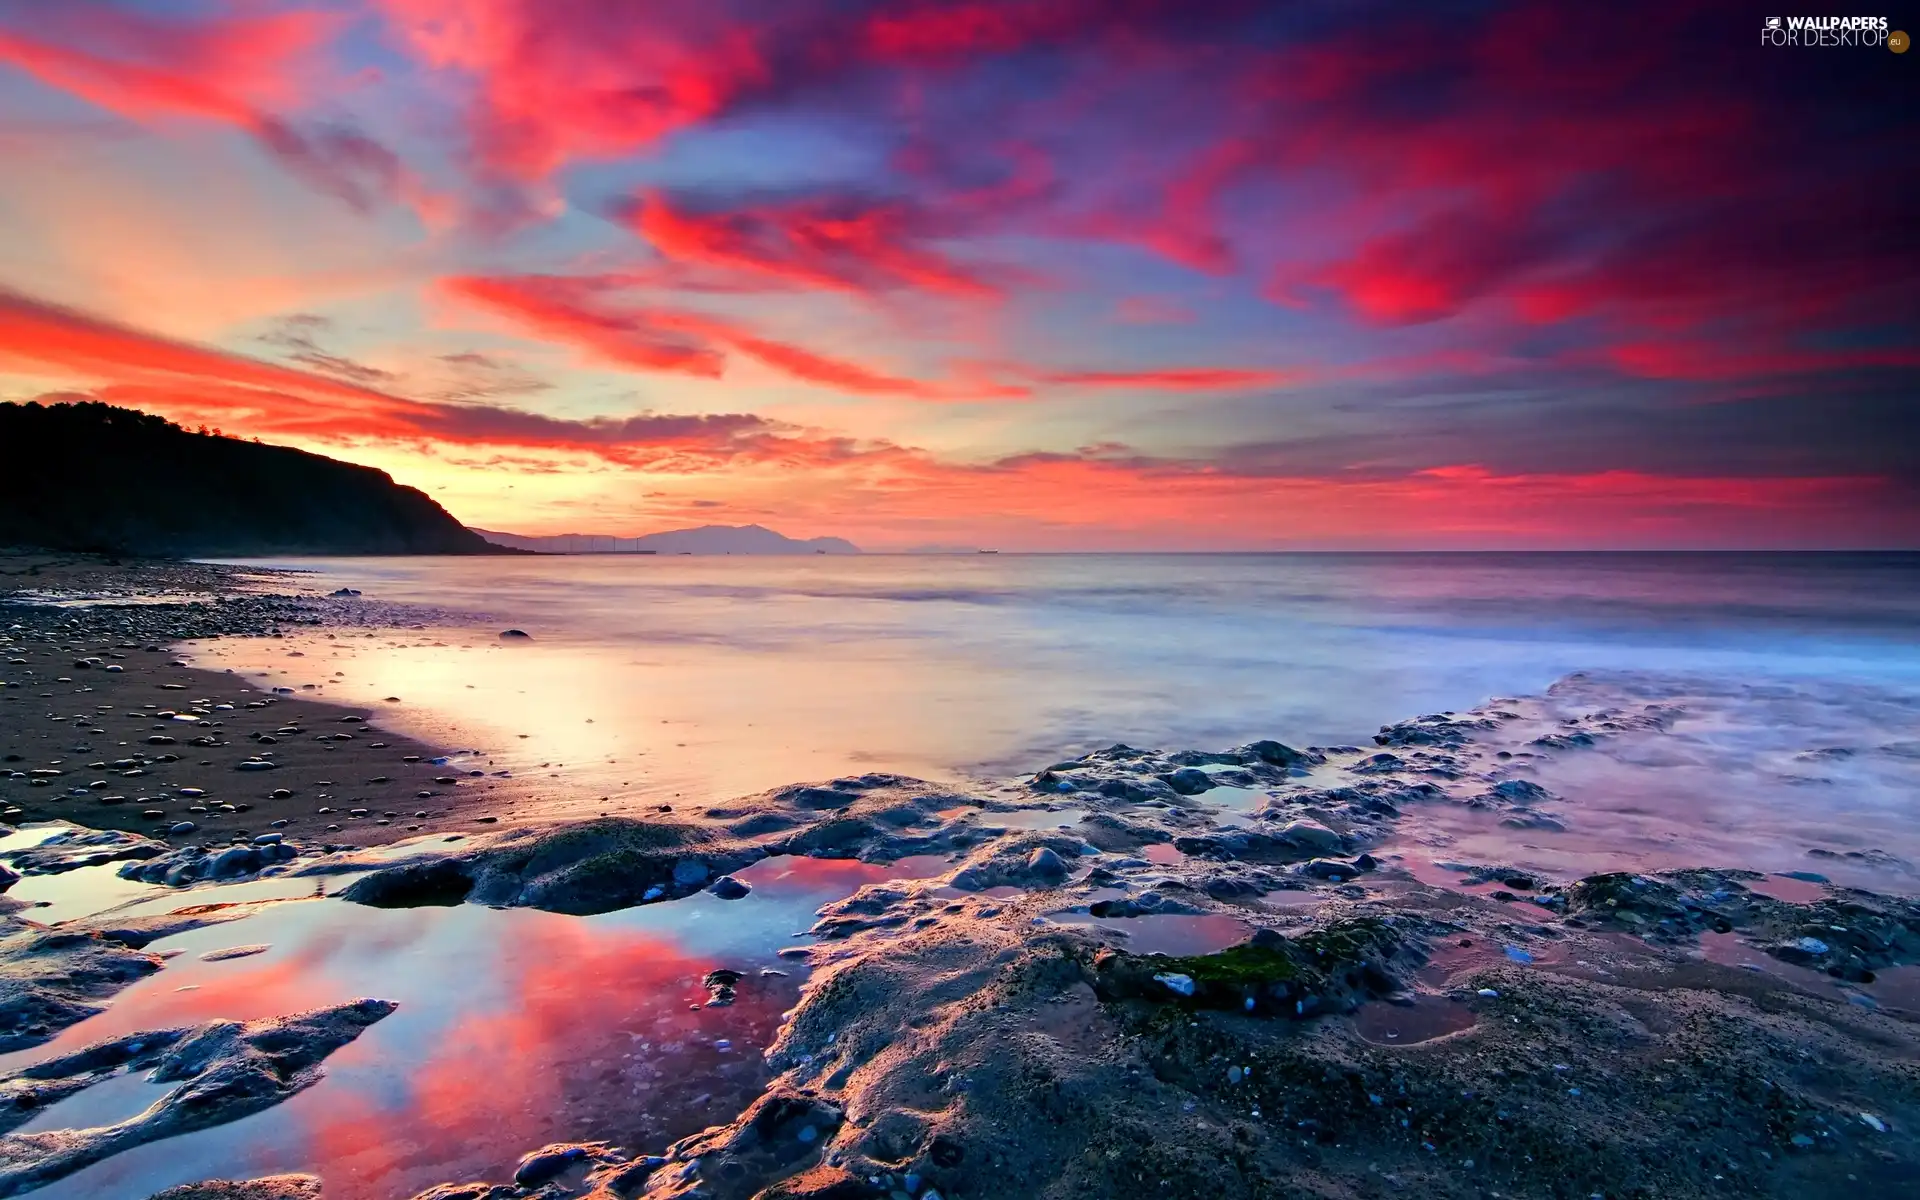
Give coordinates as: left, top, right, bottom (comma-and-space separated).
1, 555, 532, 849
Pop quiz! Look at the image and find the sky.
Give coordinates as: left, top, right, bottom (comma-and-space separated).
0, 0, 1915, 550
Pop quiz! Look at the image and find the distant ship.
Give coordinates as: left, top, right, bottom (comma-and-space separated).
978, 549, 999, 554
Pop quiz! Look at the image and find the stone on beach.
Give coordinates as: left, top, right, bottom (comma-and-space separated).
1275, 819, 1344, 853
198, 945, 271, 962
1026, 846, 1068, 880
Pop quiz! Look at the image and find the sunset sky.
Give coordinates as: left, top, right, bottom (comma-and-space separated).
1, 0, 1915, 549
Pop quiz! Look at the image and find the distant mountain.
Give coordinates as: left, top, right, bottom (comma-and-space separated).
474, 524, 861, 555
0, 400, 505, 556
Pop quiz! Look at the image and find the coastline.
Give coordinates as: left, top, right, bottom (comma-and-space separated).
0, 554, 531, 850
0, 553, 1915, 1200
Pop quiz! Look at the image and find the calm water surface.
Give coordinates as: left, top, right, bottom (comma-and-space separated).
198, 551, 1920, 780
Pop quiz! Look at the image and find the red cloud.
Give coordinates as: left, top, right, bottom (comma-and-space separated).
0, 1, 444, 219
442, 273, 1008, 399
377, 0, 772, 180
448, 274, 1298, 399
0, 284, 864, 468
848, 456, 1903, 550
442, 276, 725, 377
0, 285, 392, 404
631, 190, 1001, 300
1030, 368, 1298, 392
863, 1, 1100, 61
0, 2, 334, 126
1605, 341, 1920, 383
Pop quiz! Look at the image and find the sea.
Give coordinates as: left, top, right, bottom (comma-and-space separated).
182, 551, 1920, 887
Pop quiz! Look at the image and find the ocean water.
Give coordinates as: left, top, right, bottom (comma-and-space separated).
190, 552, 1920, 882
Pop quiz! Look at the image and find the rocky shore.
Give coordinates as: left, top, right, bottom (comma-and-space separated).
0, 554, 1915, 1200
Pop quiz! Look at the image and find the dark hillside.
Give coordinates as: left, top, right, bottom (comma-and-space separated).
0, 400, 505, 556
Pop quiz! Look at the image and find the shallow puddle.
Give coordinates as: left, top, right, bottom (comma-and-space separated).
1743, 873, 1830, 904
97, 869, 349, 921
10, 852, 955, 1199
1048, 911, 1250, 956
1391, 856, 1499, 894
8, 861, 165, 923
13, 1069, 177, 1135
1695, 930, 1839, 994
977, 808, 1090, 831
1257, 888, 1330, 910
1416, 936, 1569, 986
1865, 965, 1920, 1014
0, 822, 72, 854
1352, 995, 1478, 1045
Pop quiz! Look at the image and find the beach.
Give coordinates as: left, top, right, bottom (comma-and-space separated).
0, 553, 1915, 1200
0, 555, 529, 851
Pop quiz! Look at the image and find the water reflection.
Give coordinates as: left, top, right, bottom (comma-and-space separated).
1048, 911, 1250, 956
20, 853, 951, 1198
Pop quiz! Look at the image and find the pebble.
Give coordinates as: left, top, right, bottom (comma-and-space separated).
513, 1145, 586, 1188
1860, 1112, 1887, 1132
1795, 936, 1830, 955
1477, 988, 1500, 998
169, 821, 196, 834
709, 876, 751, 900
1027, 846, 1066, 877
1504, 946, 1533, 964
1276, 819, 1343, 853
